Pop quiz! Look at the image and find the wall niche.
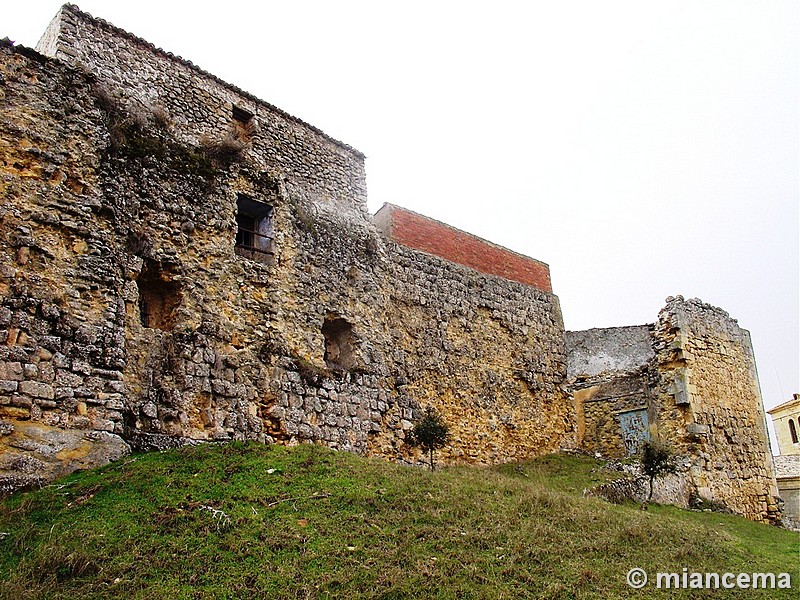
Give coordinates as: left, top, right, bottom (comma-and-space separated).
322, 316, 356, 372
136, 262, 182, 331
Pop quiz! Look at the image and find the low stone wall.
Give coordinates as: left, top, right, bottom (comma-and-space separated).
585, 461, 696, 509
773, 455, 800, 531
566, 326, 654, 457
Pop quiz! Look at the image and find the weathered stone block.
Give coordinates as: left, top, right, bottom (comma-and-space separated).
686, 423, 709, 435
0, 381, 19, 394
105, 398, 125, 411
0, 363, 23, 381
18, 381, 54, 400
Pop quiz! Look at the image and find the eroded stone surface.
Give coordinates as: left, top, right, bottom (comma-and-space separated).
0, 30, 572, 495
567, 297, 780, 523
0, 420, 129, 495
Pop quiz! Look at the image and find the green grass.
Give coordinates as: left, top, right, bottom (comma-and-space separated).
0, 443, 797, 599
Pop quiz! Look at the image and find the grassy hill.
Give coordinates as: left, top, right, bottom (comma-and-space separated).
0, 443, 796, 599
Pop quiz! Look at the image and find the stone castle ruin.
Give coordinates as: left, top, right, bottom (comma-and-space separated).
0, 5, 780, 523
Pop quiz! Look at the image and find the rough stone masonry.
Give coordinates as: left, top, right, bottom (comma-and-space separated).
566, 298, 780, 522
0, 5, 780, 523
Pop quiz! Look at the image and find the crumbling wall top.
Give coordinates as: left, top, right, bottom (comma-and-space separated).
565, 325, 654, 380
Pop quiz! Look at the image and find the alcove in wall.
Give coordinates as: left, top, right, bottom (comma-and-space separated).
136, 263, 182, 331
322, 317, 356, 371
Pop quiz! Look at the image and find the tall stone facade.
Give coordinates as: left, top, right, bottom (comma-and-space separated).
566, 297, 781, 523
0, 5, 573, 494
0, 6, 781, 523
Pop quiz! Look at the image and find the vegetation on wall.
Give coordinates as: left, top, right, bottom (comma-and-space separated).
91, 83, 216, 181
198, 131, 248, 169
640, 440, 677, 503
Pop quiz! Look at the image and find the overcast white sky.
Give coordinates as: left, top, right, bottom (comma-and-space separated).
5, 2, 798, 434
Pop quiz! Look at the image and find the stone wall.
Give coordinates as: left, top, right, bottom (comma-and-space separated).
379, 244, 572, 463
0, 39, 134, 490
566, 326, 654, 380
566, 298, 780, 523
35, 4, 369, 220
565, 326, 654, 456
650, 297, 780, 523
0, 26, 574, 494
0, 5, 780, 526
772, 455, 800, 530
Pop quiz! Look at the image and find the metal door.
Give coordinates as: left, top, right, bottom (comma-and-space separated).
616, 408, 650, 455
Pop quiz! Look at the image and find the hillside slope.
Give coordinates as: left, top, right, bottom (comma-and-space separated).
0, 443, 796, 599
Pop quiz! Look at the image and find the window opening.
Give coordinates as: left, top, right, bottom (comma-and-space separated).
236, 213, 256, 249
235, 193, 274, 261
232, 105, 255, 142
322, 317, 356, 371
232, 105, 254, 124
790, 419, 799, 444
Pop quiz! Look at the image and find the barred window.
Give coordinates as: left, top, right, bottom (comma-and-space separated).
235, 193, 274, 262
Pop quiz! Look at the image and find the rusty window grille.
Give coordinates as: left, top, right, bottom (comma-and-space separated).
235, 194, 274, 258
236, 224, 274, 256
